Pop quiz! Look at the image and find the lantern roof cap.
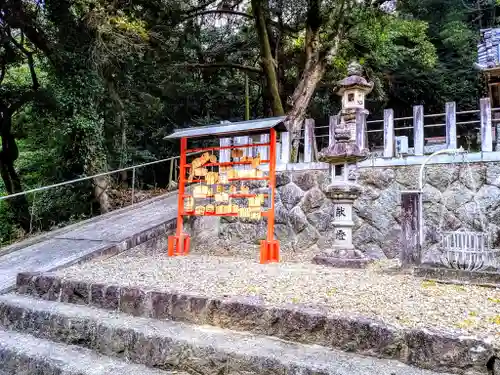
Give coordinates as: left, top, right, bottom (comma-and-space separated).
336, 61, 374, 96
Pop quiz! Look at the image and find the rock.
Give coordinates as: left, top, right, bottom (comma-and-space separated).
422, 203, 462, 237
219, 221, 267, 244
425, 164, 459, 192
442, 181, 473, 211
394, 166, 419, 189
275, 201, 290, 225
293, 171, 317, 191
358, 168, 395, 190
486, 163, 500, 187
360, 185, 380, 200
300, 188, 326, 214
475, 184, 500, 211
422, 184, 441, 204
274, 224, 296, 244
362, 244, 387, 260
289, 206, 308, 233
355, 187, 400, 234
459, 164, 486, 192
279, 183, 304, 210
295, 225, 320, 250
276, 172, 291, 187
306, 202, 334, 233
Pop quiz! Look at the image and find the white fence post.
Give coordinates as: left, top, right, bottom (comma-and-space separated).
280, 132, 290, 164
304, 119, 316, 163
383, 108, 394, 158
355, 109, 367, 150
413, 105, 424, 156
480, 97, 493, 152
445, 102, 457, 150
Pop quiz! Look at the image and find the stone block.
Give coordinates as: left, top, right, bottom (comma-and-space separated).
90, 284, 120, 310
325, 316, 404, 359
279, 182, 304, 210
300, 187, 326, 214
215, 296, 266, 331
34, 275, 61, 301
293, 171, 318, 191
404, 329, 495, 374
60, 280, 90, 305
15, 272, 40, 295
119, 287, 150, 317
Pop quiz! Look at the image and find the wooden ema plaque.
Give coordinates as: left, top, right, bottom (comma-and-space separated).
167, 129, 280, 263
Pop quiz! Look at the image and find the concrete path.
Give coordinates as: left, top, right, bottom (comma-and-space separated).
0, 193, 178, 293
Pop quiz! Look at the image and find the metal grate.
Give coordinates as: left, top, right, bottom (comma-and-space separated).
439, 230, 500, 271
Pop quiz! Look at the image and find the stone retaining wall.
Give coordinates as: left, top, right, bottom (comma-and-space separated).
188, 162, 500, 262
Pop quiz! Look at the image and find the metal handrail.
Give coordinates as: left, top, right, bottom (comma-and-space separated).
0, 153, 201, 202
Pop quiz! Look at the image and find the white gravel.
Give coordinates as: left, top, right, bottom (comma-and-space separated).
57, 254, 500, 344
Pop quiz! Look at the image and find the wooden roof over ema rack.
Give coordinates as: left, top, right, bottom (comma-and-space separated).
164, 117, 287, 140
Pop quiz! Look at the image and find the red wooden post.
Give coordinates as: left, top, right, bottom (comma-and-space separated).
260, 128, 279, 263
168, 137, 190, 256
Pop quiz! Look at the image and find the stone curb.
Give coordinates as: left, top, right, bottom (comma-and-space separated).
414, 266, 500, 288
15, 273, 497, 375
0, 218, 176, 295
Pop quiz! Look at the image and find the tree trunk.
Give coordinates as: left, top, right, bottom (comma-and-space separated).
0, 113, 31, 233
84, 120, 111, 214
93, 175, 110, 214
251, 0, 284, 116
286, 57, 326, 162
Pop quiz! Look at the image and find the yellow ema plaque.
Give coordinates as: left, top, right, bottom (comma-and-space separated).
252, 154, 261, 168
205, 172, 219, 184
238, 207, 251, 218
250, 211, 261, 220
194, 205, 205, 215
193, 185, 210, 199
205, 204, 215, 214
184, 197, 194, 212
219, 172, 229, 184
194, 167, 208, 177
214, 192, 229, 203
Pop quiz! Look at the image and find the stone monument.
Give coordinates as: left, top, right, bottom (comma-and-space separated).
313, 61, 374, 268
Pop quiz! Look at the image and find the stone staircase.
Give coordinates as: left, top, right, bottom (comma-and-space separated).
0, 272, 483, 375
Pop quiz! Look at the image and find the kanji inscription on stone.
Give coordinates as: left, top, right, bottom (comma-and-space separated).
335, 229, 347, 241
335, 206, 346, 218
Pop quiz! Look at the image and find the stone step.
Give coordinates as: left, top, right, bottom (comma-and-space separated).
15, 272, 497, 375
0, 293, 453, 375
0, 326, 186, 375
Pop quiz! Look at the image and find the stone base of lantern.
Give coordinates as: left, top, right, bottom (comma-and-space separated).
312, 249, 372, 269
312, 182, 372, 269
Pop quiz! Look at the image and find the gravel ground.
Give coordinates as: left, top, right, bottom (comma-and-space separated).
57, 254, 500, 344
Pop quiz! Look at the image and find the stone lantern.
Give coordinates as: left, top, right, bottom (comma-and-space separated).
313, 61, 373, 268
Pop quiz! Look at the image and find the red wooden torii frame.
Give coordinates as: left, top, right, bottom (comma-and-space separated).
164, 118, 286, 263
